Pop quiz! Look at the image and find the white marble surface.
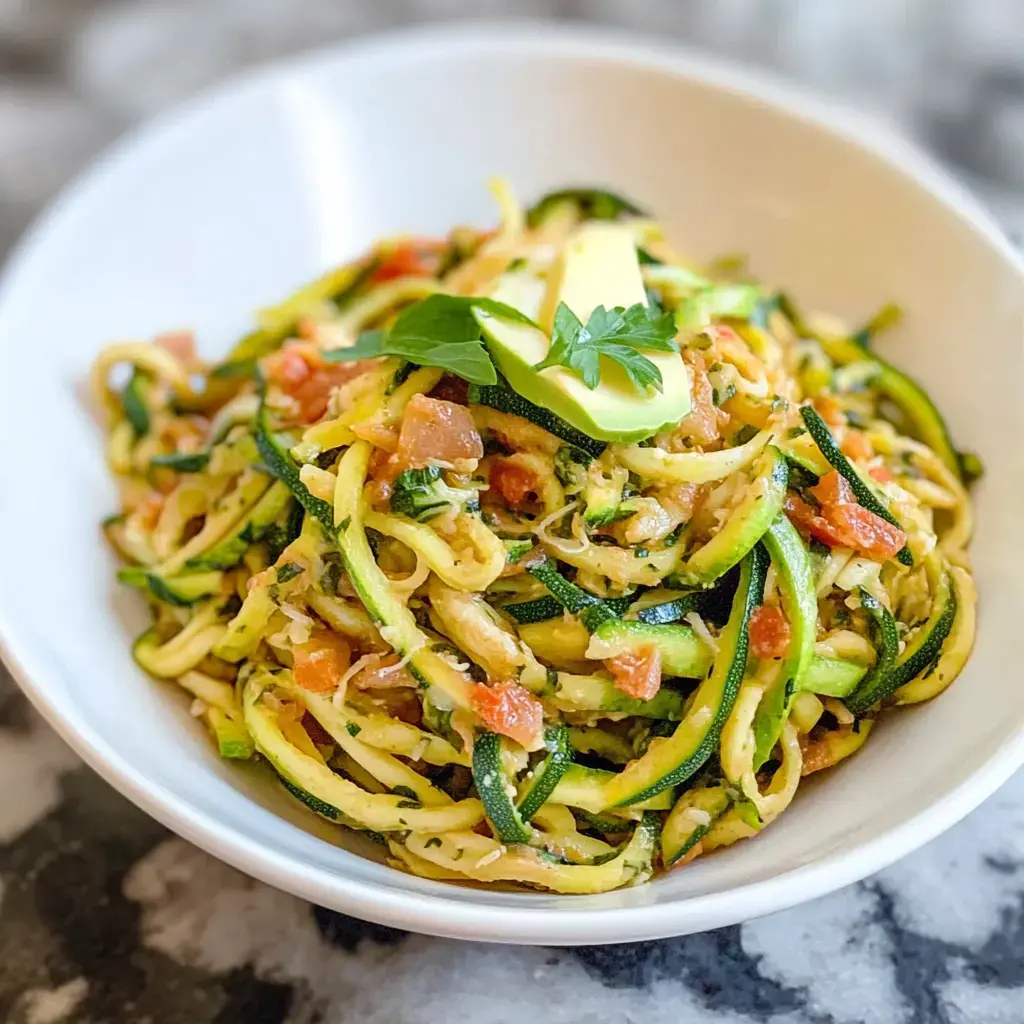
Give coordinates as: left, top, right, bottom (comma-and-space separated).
0, 3, 1023, 1022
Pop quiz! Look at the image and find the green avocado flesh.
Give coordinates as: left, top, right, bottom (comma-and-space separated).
474, 224, 692, 444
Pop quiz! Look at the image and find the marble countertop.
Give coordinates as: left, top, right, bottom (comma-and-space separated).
1, 3, 1023, 1022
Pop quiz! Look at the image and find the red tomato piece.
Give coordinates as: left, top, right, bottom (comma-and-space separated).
827, 502, 907, 562
606, 646, 662, 702
155, 329, 197, 364
352, 654, 417, 690
813, 395, 846, 427
840, 430, 874, 462
471, 681, 544, 750
394, 394, 483, 471
429, 374, 470, 405
749, 605, 792, 659
788, 471, 907, 561
810, 470, 854, 508
264, 345, 372, 424
489, 459, 539, 508
369, 238, 445, 283
869, 465, 893, 483
293, 631, 351, 692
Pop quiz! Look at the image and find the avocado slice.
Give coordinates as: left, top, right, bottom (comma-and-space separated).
474, 224, 692, 444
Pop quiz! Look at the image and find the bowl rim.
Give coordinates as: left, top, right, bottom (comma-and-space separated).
1, 19, 1022, 946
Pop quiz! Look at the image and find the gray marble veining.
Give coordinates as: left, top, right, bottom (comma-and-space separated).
0, 3, 1022, 1022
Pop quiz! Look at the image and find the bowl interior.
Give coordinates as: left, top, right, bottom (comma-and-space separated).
0, 27, 1021, 943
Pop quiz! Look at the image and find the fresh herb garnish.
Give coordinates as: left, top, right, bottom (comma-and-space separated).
275, 561, 304, 584
534, 301, 677, 393
322, 294, 535, 386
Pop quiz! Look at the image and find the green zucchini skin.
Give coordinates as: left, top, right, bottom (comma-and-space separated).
518, 726, 573, 822
751, 514, 817, 767
677, 447, 787, 584
503, 593, 632, 626
888, 563, 956, 690
843, 588, 901, 714
253, 375, 335, 532
467, 382, 607, 458
185, 481, 293, 571
150, 450, 211, 473
845, 565, 956, 714
525, 187, 646, 229
526, 559, 618, 632
117, 567, 223, 606
661, 782, 731, 867
122, 369, 152, 437
800, 406, 913, 566
601, 544, 769, 808
589, 619, 713, 679
472, 731, 533, 844
818, 331, 963, 478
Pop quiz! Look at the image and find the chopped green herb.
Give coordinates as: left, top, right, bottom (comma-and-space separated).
535, 301, 678, 393
786, 426, 807, 439
275, 561, 304, 584
323, 294, 535, 386
345, 721, 362, 737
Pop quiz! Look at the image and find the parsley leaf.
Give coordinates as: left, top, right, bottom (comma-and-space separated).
534, 301, 677, 393
322, 294, 534, 386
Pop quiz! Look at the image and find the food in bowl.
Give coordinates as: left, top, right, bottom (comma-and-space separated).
92, 182, 978, 893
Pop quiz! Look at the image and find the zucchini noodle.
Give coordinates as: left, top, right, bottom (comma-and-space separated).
94, 181, 979, 894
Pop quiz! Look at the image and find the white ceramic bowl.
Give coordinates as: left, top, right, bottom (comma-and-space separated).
0, 22, 1021, 945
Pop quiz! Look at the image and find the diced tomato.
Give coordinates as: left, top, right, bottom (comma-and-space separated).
393, 394, 483, 471
786, 470, 907, 562
155, 329, 197, 364
489, 458, 539, 508
429, 374, 470, 405
840, 430, 873, 462
606, 646, 662, 702
826, 502, 907, 562
369, 238, 445, 284
302, 712, 334, 746
749, 605, 792, 659
293, 631, 351, 692
869, 465, 893, 484
471, 681, 544, 749
353, 419, 400, 453
265, 348, 312, 387
813, 395, 846, 427
703, 324, 742, 345
353, 654, 417, 690
810, 470, 854, 508
264, 344, 372, 424
678, 350, 720, 445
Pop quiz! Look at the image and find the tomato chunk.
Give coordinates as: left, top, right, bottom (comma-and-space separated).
471, 681, 544, 749
813, 395, 846, 427
369, 238, 445, 283
264, 344, 372, 424
606, 646, 662, 702
489, 458, 539, 508
749, 605, 792, 659
840, 429, 873, 462
869, 465, 893, 484
394, 394, 483, 471
293, 631, 351, 692
810, 469, 854, 508
786, 470, 907, 562
352, 654, 417, 690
